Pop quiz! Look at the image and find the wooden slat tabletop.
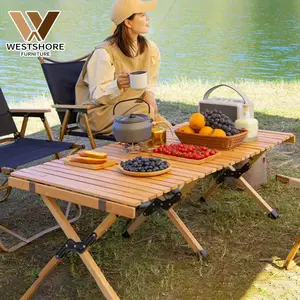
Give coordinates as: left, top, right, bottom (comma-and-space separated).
9, 126, 295, 216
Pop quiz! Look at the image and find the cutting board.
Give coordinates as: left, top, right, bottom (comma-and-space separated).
151, 151, 221, 165
64, 158, 118, 170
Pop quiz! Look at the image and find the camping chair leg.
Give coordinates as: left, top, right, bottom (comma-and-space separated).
21, 196, 119, 300
82, 113, 96, 149
277, 175, 300, 189
284, 236, 300, 270
0, 179, 12, 202
41, 115, 60, 159
0, 204, 82, 253
59, 110, 71, 142
20, 116, 29, 137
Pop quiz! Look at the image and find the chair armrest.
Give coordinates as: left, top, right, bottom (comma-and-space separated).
52, 104, 96, 112
9, 108, 51, 117
10, 108, 51, 114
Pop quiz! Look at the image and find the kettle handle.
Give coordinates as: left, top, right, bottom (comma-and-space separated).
113, 98, 151, 115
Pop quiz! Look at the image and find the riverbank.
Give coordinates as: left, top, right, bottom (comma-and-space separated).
10, 79, 300, 135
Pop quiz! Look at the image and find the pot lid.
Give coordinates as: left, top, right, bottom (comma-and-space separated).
115, 114, 149, 124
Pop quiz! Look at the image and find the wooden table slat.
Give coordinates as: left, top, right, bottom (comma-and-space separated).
37, 164, 164, 198
50, 160, 182, 189
8, 177, 136, 218
45, 161, 171, 193
12, 170, 142, 206
29, 165, 157, 201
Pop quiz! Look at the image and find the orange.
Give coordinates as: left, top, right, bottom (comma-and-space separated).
199, 126, 213, 136
211, 129, 226, 137
189, 113, 206, 132
178, 125, 195, 134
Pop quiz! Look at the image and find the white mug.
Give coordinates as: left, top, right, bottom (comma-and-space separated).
129, 71, 148, 90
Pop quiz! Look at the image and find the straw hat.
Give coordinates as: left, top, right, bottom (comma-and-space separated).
110, 0, 157, 25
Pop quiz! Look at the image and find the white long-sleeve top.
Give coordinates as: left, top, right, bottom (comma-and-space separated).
83, 40, 161, 106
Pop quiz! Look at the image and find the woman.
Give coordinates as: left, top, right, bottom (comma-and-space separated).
75, 0, 170, 135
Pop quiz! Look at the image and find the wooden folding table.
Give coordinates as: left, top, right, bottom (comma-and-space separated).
8, 126, 295, 299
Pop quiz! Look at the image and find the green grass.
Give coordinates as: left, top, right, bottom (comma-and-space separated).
1, 79, 300, 299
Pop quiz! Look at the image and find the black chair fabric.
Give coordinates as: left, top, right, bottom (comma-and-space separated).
0, 138, 73, 169
41, 59, 116, 142
69, 129, 116, 141
0, 88, 18, 137
41, 61, 85, 124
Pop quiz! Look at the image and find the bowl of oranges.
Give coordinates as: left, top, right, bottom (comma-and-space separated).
175, 110, 248, 150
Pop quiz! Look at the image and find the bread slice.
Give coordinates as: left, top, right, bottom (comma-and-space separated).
78, 150, 107, 159
70, 156, 107, 164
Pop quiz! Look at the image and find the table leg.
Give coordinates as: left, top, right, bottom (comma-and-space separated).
166, 208, 207, 256
22, 196, 119, 300
21, 256, 63, 300
123, 193, 207, 257
284, 236, 300, 270
230, 166, 278, 218
123, 214, 147, 237
198, 160, 278, 218
199, 183, 219, 203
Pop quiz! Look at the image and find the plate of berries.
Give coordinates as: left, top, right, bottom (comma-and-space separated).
119, 156, 172, 177
152, 143, 220, 164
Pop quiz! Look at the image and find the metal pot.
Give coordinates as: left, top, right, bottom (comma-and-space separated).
112, 98, 153, 144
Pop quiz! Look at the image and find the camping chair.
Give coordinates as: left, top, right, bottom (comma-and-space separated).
39, 55, 116, 149
0, 87, 83, 252
277, 175, 300, 269
284, 236, 300, 270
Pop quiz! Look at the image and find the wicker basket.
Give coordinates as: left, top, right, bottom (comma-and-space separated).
175, 129, 248, 150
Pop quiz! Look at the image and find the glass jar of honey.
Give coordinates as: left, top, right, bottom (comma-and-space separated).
147, 121, 173, 148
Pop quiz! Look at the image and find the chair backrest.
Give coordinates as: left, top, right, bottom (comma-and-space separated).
39, 55, 89, 124
0, 88, 18, 138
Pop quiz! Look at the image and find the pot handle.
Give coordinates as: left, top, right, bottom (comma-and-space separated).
113, 98, 151, 115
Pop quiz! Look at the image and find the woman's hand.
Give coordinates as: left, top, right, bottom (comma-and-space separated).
117, 72, 130, 89
143, 91, 158, 113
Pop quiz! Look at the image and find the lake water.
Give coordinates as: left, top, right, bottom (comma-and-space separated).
0, 0, 299, 103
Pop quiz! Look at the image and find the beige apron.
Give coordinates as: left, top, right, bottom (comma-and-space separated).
75, 41, 170, 135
